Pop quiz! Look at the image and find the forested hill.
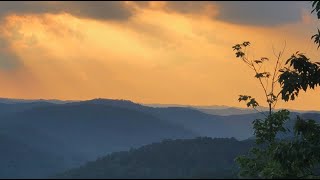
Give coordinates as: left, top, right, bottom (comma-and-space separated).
54, 137, 254, 179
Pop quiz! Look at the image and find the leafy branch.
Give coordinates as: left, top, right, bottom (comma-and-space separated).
232, 41, 287, 116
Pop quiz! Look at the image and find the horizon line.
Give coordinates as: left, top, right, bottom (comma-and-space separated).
0, 96, 318, 112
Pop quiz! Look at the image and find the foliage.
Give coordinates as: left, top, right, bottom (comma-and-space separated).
232, 2, 320, 178
312, 1, 320, 48
236, 110, 320, 179
278, 52, 320, 102
238, 95, 259, 108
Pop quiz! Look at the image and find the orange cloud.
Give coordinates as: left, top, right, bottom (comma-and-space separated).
0, 2, 319, 111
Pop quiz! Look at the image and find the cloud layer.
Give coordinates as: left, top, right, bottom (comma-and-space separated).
0, 1, 132, 20
0, 1, 319, 110
0, 1, 311, 25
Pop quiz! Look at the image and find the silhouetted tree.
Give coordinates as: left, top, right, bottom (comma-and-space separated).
277, 1, 320, 102
232, 40, 286, 116
232, 1, 320, 178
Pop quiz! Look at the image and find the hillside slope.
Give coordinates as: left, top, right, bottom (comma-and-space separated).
54, 137, 254, 179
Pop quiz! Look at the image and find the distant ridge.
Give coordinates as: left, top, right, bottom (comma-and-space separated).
144, 103, 320, 115
0, 97, 318, 115
0, 97, 77, 104
71, 98, 146, 110
78, 98, 139, 105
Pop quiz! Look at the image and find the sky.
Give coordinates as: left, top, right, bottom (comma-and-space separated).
0, 1, 319, 110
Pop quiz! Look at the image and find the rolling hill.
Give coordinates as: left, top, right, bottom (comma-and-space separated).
54, 137, 255, 179
0, 98, 318, 178
0, 101, 196, 178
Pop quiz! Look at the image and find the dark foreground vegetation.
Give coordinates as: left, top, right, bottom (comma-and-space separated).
54, 137, 254, 179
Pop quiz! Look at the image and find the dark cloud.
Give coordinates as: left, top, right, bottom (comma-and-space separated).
0, 2, 57, 16
0, 1, 311, 25
166, 1, 212, 14
0, 1, 132, 21
214, 1, 307, 26
166, 1, 309, 26
53, 1, 133, 21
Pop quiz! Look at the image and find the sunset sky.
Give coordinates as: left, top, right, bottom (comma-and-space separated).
0, 1, 319, 110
